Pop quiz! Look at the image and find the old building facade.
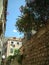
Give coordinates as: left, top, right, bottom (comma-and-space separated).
0, 0, 8, 64
3, 37, 22, 57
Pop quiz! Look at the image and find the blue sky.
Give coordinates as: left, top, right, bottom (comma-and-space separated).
5, 0, 25, 38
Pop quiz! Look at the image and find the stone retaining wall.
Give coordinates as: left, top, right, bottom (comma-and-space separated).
22, 23, 49, 65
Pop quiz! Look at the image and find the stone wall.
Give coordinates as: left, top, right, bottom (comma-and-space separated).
22, 23, 49, 65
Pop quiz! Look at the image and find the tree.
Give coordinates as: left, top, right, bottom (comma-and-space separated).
16, 6, 35, 33
14, 49, 23, 64
15, 0, 49, 40
14, 49, 20, 55
26, 0, 49, 24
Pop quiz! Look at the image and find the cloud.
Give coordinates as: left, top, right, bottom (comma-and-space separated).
13, 29, 18, 33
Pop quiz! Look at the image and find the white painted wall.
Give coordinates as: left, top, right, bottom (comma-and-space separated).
0, 0, 3, 18
7, 40, 22, 57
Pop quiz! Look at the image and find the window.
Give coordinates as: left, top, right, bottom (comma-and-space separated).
10, 48, 13, 53
11, 41, 13, 45
0, 51, 1, 55
11, 41, 13, 44
11, 41, 15, 47
5, 47, 7, 52
0, 43, 1, 48
13, 45, 15, 47
17, 42, 19, 45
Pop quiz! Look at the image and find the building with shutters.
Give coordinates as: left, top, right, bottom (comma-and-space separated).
3, 37, 22, 57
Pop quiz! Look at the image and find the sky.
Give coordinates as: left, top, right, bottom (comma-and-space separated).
5, 0, 25, 38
